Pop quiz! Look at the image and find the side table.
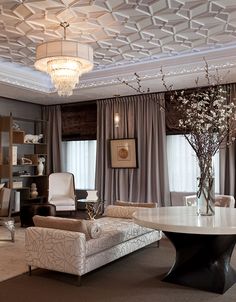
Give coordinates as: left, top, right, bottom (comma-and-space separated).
77, 199, 103, 220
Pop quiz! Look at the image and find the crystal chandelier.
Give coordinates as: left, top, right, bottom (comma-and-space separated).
34, 22, 93, 96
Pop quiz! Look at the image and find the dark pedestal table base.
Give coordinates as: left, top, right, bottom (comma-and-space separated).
163, 231, 236, 294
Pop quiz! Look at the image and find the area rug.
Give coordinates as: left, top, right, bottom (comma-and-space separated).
1, 239, 236, 302
0, 224, 27, 282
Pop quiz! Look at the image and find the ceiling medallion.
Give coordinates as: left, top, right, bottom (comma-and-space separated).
34, 22, 93, 97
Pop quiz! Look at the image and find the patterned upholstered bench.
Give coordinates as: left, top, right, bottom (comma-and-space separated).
25, 205, 161, 284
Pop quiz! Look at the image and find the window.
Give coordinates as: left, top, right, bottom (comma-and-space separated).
167, 135, 219, 193
62, 140, 97, 189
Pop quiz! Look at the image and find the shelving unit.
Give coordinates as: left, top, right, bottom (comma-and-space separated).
0, 114, 48, 214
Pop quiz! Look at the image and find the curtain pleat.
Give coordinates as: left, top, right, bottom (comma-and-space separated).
95, 93, 170, 206
42, 105, 62, 174
220, 84, 236, 199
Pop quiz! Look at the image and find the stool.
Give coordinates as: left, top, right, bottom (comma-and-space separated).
20, 203, 56, 227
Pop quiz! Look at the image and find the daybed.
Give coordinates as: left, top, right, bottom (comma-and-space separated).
25, 204, 161, 284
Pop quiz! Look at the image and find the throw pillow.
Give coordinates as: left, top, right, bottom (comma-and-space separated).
103, 205, 141, 219
85, 220, 102, 239
32, 215, 90, 240
115, 200, 157, 208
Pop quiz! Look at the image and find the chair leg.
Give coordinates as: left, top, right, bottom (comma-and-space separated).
11, 231, 15, 242
28, 265, 32, 276
77, 275, 81, 286
156, 240, 160, 248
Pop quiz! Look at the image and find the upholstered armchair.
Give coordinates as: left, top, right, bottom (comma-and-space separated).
48, 172, 76, 212
183, 194, 235, 208
0, 187, 15, 242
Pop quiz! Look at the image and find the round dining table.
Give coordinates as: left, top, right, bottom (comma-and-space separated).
133, 206, 236, 294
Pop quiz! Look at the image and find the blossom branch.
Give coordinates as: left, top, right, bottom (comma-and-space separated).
118, 72, 166, 111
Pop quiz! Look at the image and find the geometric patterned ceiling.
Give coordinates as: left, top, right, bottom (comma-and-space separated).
1, 0, 236, 104
1, 0, 236, 70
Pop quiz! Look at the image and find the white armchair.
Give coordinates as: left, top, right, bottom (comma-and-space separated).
48, 172, 76, 212
184, 194, 235, 208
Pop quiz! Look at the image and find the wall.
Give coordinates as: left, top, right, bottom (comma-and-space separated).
0, 97, 41, 119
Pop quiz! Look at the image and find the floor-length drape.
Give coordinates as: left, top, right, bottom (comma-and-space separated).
95, 93, 170, 206
42, 105, 62, 174
220, 84, 236, 198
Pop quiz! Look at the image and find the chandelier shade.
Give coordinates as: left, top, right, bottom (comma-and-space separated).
34, 40, 93, 96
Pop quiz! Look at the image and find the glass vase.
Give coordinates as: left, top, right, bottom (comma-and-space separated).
197, 175, 215, 216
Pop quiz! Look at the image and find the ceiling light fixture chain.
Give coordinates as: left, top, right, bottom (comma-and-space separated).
60, 21, 69, 40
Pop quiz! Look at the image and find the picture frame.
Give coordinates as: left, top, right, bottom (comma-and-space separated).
110, 138, 137, 168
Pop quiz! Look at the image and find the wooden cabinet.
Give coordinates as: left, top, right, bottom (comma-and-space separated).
0, 114, 48, 213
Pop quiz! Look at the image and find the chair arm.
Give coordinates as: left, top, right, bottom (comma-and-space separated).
25, 227, 87, 276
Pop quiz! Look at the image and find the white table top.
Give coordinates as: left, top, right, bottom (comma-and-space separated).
77, 199, 98, 203
133, 206, 236, 235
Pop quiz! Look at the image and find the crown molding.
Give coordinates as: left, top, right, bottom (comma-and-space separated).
0, 61, 53, 93
0, 45, 236, 94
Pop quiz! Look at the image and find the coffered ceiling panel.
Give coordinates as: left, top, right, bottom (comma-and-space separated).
1, 0, 236, 104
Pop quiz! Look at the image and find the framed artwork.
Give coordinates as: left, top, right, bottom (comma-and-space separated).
110, 138, 137, 168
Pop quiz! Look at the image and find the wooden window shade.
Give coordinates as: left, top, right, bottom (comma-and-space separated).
61, 103, 97, 141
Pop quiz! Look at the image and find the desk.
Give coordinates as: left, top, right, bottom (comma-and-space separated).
133, 206, 236, 294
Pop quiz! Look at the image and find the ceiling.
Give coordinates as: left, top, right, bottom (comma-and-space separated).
1, 0, 236, 105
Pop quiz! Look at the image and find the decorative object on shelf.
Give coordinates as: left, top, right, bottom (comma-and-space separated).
20, 157, 32, 165
37, 157, 45, 176
13, 171, 30, 176
12, 122, 21, 131
30, 183, 38, 199
34, 22, 93, 97
162, 60, 236, 216
24, 134, 43, 144
110, 138, 137, 168
12, 181, 23, 189
12, 146, 17, 165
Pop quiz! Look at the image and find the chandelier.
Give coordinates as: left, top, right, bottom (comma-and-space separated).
34, 22, 93, 96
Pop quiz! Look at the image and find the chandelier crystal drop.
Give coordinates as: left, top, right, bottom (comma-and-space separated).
47, 59, 82, 96
34, 22, 93, 97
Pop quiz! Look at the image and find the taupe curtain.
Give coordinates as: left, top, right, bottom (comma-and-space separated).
220, 84, 236, 198
42, 105, 62, 174
95, 93, 170, 206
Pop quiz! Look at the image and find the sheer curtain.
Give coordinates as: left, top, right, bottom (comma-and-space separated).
96, 93, 170, 206
167, 135, 219, 193
62, 140, 97, 189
